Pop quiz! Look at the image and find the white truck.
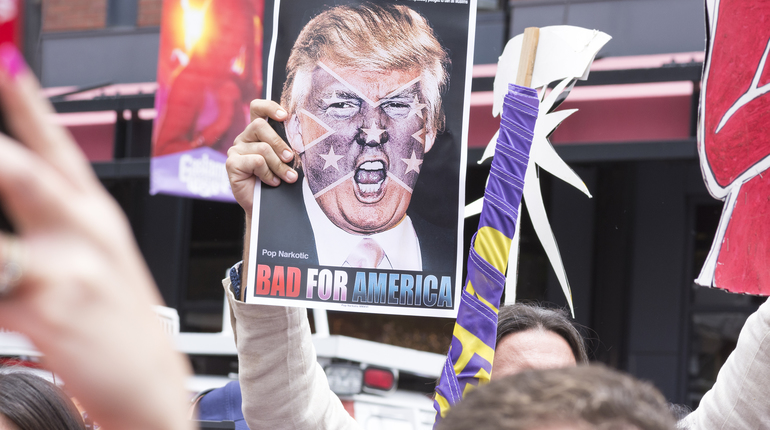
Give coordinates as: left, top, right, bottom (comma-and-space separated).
174, 306, 443, 430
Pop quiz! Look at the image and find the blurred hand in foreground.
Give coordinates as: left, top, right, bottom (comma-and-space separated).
0, 44, 192, 430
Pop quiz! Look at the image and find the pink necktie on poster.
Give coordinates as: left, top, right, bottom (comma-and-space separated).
345, 238, 386, 268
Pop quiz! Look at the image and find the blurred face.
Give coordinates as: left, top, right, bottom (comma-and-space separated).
287, 61, 434, 234
491, 329, 577, 380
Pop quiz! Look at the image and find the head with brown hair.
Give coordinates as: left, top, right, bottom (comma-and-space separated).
280, 3, 451, 236
0, 372, 86, 430
439, 365, 677, 430
492, 303, 588, 379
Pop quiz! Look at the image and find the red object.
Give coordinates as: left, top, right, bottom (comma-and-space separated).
714, 174, 770, 294
702, 0, 770, 186
0, 0, 22, 48
467, 54, 702, 150
0, 357, 42, 369
340, 399, 355, 418
698, 0, 770, 294
363, 367, 395, 391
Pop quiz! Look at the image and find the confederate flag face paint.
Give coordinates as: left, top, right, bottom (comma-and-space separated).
289, 61, 431, 235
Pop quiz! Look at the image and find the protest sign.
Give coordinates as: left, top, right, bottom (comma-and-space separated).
244, 0, 476, 317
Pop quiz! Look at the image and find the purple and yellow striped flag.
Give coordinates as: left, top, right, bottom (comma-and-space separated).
433, 84, 538, 424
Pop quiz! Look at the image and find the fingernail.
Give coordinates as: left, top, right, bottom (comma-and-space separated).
0, 44, 27, 79
276, 109, 287, 119
281, 149, 294, 161
286, 170, 298, 182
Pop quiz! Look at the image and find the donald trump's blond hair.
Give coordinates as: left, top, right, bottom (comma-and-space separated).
281, 3, 450, 136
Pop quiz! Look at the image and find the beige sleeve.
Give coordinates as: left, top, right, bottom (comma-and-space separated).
680, 297, 770, 429
223, 276, 360, 430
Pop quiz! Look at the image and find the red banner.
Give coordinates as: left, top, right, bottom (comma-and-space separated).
151, 0, 264, 202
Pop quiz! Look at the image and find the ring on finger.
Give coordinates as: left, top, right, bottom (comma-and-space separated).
0, 236, 24, 297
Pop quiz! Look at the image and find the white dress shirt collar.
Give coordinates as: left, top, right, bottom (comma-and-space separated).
302, 179, 422, 270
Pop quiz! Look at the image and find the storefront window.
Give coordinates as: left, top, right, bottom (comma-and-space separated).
107, 0, 138, 27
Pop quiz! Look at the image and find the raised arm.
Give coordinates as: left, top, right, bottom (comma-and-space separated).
225, 99, 358, 429
681, 297, 770, 428
224, 273, 358, 429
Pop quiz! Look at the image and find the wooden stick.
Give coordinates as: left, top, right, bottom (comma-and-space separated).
515, 27, 540, 88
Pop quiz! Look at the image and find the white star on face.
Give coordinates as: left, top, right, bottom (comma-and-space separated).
362, 121, 386, 144
401, 150, 423, 174
407, 95, 427, 119
322, 90, 346, 106
319, 146, 344, 171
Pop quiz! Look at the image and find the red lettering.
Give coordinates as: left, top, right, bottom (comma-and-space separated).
270, 266, 285, 297
256, 264, 271, 295
287, 267, 301, 297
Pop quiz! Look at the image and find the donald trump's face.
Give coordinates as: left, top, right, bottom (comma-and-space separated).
287, 61, 435, 235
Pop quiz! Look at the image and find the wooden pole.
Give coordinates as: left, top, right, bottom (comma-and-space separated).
515, 27, 540, 88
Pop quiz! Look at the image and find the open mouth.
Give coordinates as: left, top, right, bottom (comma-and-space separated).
354, 160, 387, 198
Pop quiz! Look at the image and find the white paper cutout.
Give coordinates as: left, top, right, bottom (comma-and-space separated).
493, 26, 612, 117
466, 25, 611, 315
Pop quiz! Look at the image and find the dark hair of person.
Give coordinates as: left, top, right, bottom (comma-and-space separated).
438, 364, 677, 430
496, 303, 589, 364
0, 372, 86, 430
